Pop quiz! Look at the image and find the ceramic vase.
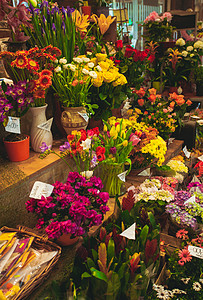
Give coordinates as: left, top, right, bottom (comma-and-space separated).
30, 104, 53, 153
61, 106, 88, 135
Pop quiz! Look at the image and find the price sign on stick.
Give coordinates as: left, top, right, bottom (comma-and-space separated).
5, 117, 20, 134
29, 181, 54, 199
120, 223, 136, 240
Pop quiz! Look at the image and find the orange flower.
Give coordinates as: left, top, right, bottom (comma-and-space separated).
138, 98, 144, 106
27, 59, 40, 71
34, 88, 45, 99
186, 99, 192, 106
28, 80, 37, 92
176, 97, 185, 106
169, 101, 175, 108
148, 88, 156, 95
40, 69, 53, 77
38, 75, 52, 89
136, 87, 145, 98
11, 55, 28, 69
169, 92, 178, 101
148, 94, 156, 103
43, 45, 62, 57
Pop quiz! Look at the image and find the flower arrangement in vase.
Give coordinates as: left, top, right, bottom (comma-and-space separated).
25, 172, 109, 244
132, 87, 177, 140
52, 54, 99, 134
0, 45, 61, 152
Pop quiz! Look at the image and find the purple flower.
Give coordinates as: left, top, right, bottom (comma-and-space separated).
90, 154, 98, 168
110, 147, 117, 154
61, 21, 66, 35
66, 6, 75, 17
42, 15, 47, 24
40, 142, 51, 153
59, 141, 70, 152
100, 205, 109, 214
52, 23, 56, 32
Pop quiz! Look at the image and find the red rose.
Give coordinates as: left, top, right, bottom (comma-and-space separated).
139, 50, 148, 61
92, 127, 100, 136
79, 129, 87, 141
125, 45, 135, 58
115, 40, 123, 49
67, 134, 74, 141
135, 88, 145, 98
114, 59, 121, 66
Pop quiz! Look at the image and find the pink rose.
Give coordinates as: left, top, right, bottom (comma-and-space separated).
161, 12, 172, 22
130, 134, 141, 146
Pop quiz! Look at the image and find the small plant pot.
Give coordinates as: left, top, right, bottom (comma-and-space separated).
3, 135, 30, 162
56, 233, 79, 246
81, 6, 91, 17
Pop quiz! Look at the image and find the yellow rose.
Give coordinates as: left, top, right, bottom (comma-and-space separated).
103, 71, 116, 83
92, 72, 103, 87
111, 66, 119, 73
106, 58, 114, 67
96, 53, 107, 62
98, 61, 110, 71
112, 74, 127, 86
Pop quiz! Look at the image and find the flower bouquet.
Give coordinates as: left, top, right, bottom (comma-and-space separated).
133, 87, 177, 140
112, 40, 155, 89
25, 172, 109, 241
142, 11, 173, 44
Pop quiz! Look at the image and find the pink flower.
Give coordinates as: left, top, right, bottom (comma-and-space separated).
163, 108, 168, 113
161, 12, 172, 22
178, 259, 185, 266
130, 134, 141, 146
144, 11, 159, 23
168, 115, 172, 118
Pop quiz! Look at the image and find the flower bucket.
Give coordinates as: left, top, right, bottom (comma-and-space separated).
3, 135, 29, 162
56, 233, 79, 247
99, 162, 126, 197
61, 106, 88, 135
81, 6, 91, 18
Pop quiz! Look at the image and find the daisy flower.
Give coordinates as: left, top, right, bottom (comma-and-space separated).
38, 75, 52, 89
176, 229, 188, 240
181, 278, 190, 284
178, 249, 192, 263
156, 289, 170, 299
193, 282, 202, 291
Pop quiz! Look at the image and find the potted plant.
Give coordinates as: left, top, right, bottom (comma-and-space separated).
0, 45, 61, 152
195, 66, 203, 96
52, 54, 99, 134
0, 80, 33, 161
25, 172, 110, 246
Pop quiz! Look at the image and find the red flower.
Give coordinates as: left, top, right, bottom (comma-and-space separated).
34, 88, 45, 99
122, 190, 135, 212
79, 129, 87, 141
96, 146, 105, 155
148, 54, 155, 63
28, 79, 37, 92
138, 98, 144, 106
130, 253, 141, 275
176, 229, 188, 240
67, 134, 74, 141
114, 59, 121, 66
148, 94, 156, 104
115, 40, 123, 49
135, 88, 145, 98
27, 59, 40, 71
11, 55, 28, 69
139, 50, 148, 61
38, 75, 52, 89
194, 161, 203, 177
124, 45, 135, 58
92, 127, 100, 136
178, 249, 192, 263
40, 69, 53, 77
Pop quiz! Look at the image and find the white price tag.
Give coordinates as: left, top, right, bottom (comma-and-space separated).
37, 118, 53, 132
198, 155, 203, 162
29, 181, 54, 199
117, 170, 128, 182
183, 146, 191, 158
184, 195, 196, 205
168, 138, 175, 146
78, 112, 89, 122
138, 168, 151, 176
120, 223, 136, 240
192, 175, 201, 183
188, 245, 203, 259
5, 116, 20, 134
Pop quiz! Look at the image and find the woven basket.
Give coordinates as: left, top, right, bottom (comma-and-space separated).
0, 226, 61, 300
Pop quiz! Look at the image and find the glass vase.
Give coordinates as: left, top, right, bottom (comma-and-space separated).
99, 162, 126, 197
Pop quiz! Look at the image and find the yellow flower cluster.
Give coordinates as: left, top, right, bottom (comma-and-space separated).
141, 136, 167, 166
167, 160, 188, 173
108, 114, 149, 133
91, 53, 127, 87
105, 118, 126, 139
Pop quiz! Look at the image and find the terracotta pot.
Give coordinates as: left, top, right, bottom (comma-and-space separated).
3, 135, 30, 162
30, 104, 53, 153
61, 106, 88, 135
56, 233, 79, 246
81, 6, 91, 17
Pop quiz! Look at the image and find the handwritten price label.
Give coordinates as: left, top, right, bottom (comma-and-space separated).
117, 170, 128, 182
5, 117, 20, 134
37, 118, 53, 132
78, 112, 89, 122
29, 181, 54, 199
188, 245, 203, 260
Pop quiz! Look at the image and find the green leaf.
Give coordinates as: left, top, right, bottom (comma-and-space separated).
92, 249, 98, 262
120, 65, 128, 73
148, 212, 157, 229
82, 272, 92, 279
139, 225, 149, 248
107, 239, 115, 264
106, 272, 120, 300
99, 93, 107, 100
87, 257, 96, 270
1, 80, 7, 93
90, 267, 108, 282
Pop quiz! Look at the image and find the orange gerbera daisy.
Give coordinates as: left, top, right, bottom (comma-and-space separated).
38, 75, 52, 89
28, 47, 40, 55
0, 51, 14, 58
178, 249, 192, 263
34, 88, 45, 99
27, 59, 40, 71
43, 45, 62, 57
11, 55, 28, 69
39, 69, 53, 77
28, 80, 37, 92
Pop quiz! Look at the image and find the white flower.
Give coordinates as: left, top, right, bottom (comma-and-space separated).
172, 288, 186, 294
81, 138, 91, 150
176, 38, 186, 46
187, 46, 193, 51
54, 66, 62, 73
63, 64, 69, 69
59, 58, 67, 64
82, 57, 90, 63
181, 278, 190, 284
193, 282, 202, 291
153, 284, 165, 292
73, 57, 83, 64
96, 65, 102, 72
86, 51, 92, 56
89, 71, 97, 79
181, 51, 188, 57
82, 68, 89, 75
194, 40, 203, 49
199, 279, 203, 284
156, 289, 170, 299
54, 59, 58, 64
69, 64, 77, 72
80, 170, 93, 179
87, 62, 95, 68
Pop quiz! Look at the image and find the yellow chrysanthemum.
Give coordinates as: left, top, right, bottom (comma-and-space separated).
96, 53, 107, 62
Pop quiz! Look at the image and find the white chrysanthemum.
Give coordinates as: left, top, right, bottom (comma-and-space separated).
54, 66, 62, 73
199, 279, 203, 284
181, 51, 188, 57
89, 71, 97, 79
176, 38, 186, 46
80, 170, 93, 179
69, 64, 77, 72
96, 65, 102, 72
194, 40, 203, 49
59, 58, 67, 64
153, 284, 165, 292
82, 57, 90, 63
82, 68, 89, 75
63, 64, 69, 69
187, 46, 193, 51
193, 282, 202, 291
156, 289, 170, 299
73, 57, 83, 64
87, 62, 95, 68
172, 288, 186, 294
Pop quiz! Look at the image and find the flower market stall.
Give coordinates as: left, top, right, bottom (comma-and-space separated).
0, 2, 202, 299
